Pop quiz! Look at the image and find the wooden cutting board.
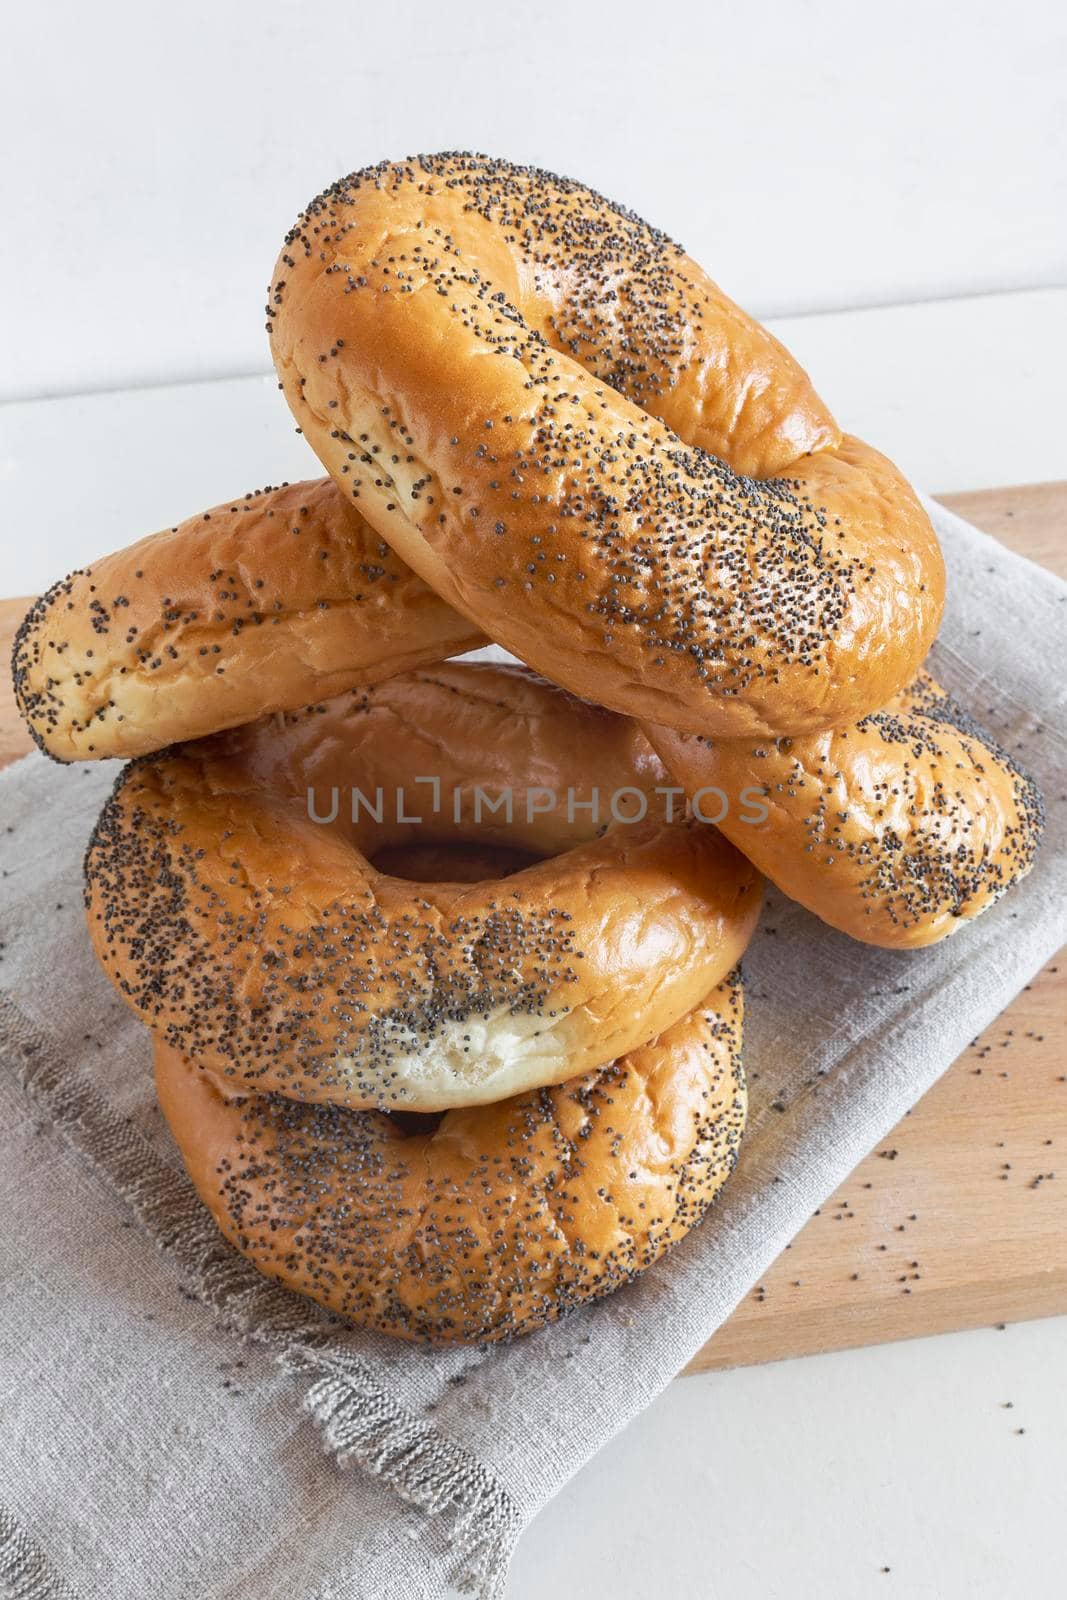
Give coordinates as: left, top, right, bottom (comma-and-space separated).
693, 481, 1067, 1372
2, 481, 1064, 1372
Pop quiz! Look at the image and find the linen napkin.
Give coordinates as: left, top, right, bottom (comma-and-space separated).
1, 497, 1064, 1600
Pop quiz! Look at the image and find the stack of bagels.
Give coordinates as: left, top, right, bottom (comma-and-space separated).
12, 154, 1043, 1345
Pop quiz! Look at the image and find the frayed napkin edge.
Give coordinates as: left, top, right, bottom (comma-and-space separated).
0, 991, 522, 1600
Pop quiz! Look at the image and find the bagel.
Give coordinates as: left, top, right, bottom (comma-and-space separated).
153, 972, 746, 1344
268, 152, 945, 739
644, 673, 1044, 948
12, 476, 483, 761
85, 663, 761, 1108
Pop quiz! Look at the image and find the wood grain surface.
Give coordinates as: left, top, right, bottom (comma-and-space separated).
2, 483, 1064, 1372
693, 481, 1067, 1370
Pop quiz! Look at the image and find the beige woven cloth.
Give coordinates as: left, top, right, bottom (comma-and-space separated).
1, 498, 1064, 1600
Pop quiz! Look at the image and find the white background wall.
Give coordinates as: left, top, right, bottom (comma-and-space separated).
2, 11, 1066, 1599
2, 0, 1064, 402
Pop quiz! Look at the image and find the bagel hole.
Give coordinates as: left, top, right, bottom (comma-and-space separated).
388, 1109, 446, 1137
369, 837, 547, 884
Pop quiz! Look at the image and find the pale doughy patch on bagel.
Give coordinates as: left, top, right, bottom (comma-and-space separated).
84, 664, 761, 1108
154, 972, 747, 1344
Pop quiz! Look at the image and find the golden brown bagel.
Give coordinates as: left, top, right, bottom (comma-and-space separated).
268, 153, 944, 738
644, 673, 1044, 948
12, 476, 483, 761
85, 663, 761, 1107
154, 971, 746, 1344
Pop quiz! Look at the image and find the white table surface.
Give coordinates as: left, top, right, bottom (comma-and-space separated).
2, 286, 1064, 597
1, 287, 1064, 1600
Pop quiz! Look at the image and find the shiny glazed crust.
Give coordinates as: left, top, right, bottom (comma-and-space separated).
12, 477, 484, 760
154, 972, 746, 1344
268, 153, 944, 738
85, 663, 761, 1107
644, 673, 1044, 948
